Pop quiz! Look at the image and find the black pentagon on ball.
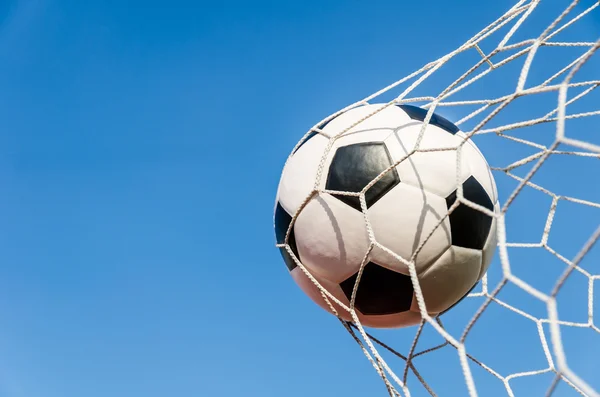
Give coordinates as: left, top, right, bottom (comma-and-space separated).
326, 142, 400, 212
274, 202, 299, 271
340, 262, 414, 315
445, 176, 494, 250
397, 104, 460, 135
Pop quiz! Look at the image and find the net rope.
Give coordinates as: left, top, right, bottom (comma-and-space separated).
277, 1, 600, 396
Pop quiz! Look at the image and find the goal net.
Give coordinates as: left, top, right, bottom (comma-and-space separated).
290, 1, 600, 396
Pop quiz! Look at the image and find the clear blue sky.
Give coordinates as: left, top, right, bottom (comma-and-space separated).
0, 1, 598, 396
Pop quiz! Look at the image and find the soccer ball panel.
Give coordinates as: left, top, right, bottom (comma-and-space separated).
412, 245, 482, 314
459, 133, 498, 203
445, 176, 495, 250
315, 106, 406, 197
278, 133, 329, 216
326, 142, 400, 211
384, 123, 472, 198
292, 265, 422, 328
367, 182, 451, 273
290, 266, 353, 323
480, 201, 499, 278
274, 202, 299, 271
358, 309, 423, 329
339, 261, 414, 315
292, 131, 319, 155
294, 193, 370, 283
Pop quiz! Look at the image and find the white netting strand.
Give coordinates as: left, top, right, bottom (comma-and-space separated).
277, 1, 600, 396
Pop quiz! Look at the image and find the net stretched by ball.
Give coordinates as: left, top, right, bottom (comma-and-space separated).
274, 1, 600, 396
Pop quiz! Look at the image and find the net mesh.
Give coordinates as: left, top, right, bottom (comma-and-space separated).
279, 1, 600, 396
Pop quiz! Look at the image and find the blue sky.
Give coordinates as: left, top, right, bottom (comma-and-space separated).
0, 1, 598, 396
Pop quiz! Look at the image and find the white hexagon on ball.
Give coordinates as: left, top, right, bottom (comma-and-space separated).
274, 103, 499, 328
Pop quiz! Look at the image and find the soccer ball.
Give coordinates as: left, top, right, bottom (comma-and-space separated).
274, 103, 498, 328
